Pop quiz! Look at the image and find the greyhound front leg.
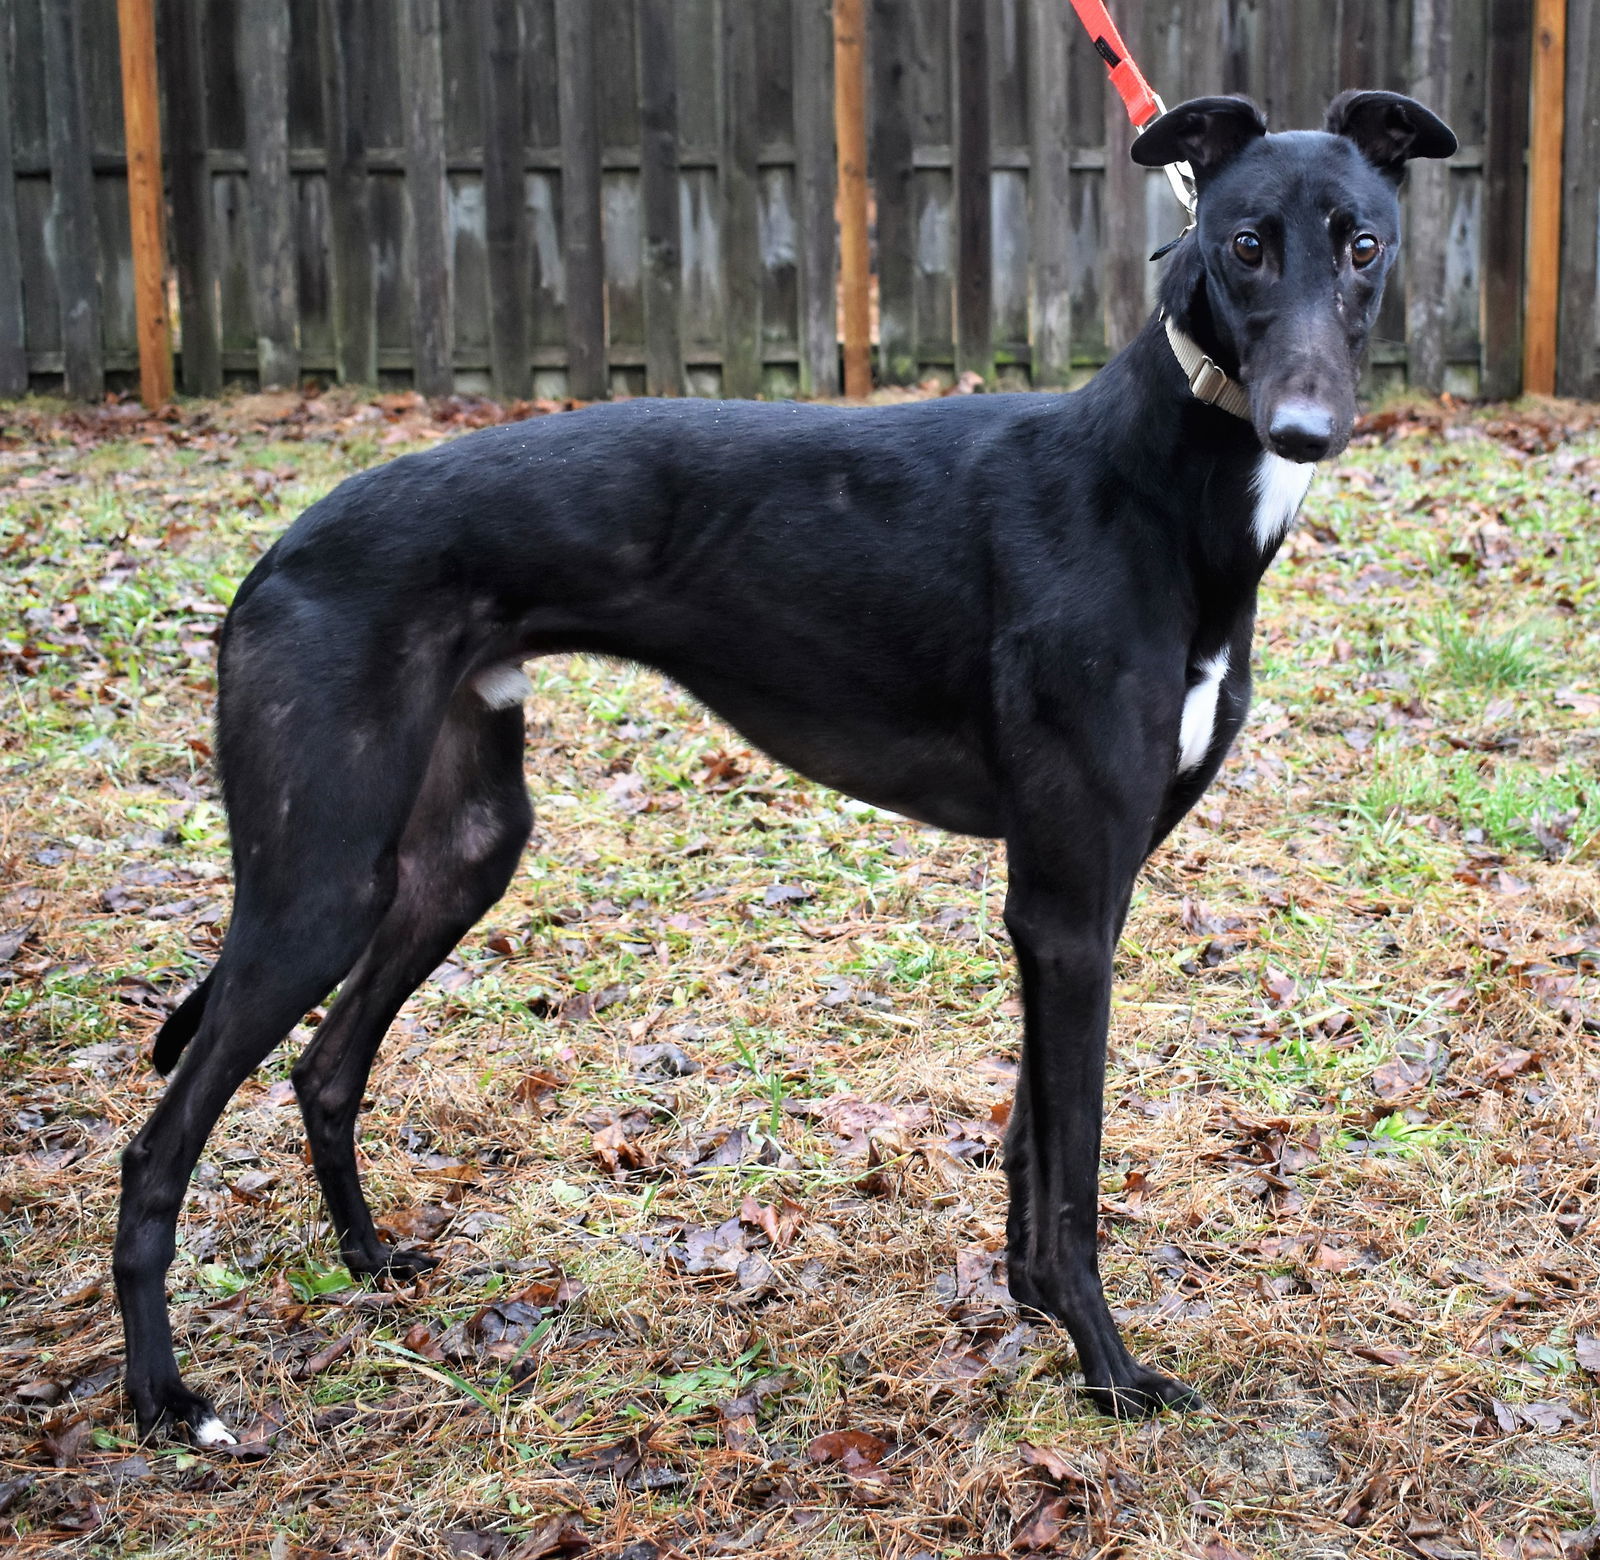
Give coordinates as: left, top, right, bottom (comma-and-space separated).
1002, 877, 1201, 1416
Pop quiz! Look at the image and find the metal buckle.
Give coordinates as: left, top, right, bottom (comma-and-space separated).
1188, 358, 1230, 405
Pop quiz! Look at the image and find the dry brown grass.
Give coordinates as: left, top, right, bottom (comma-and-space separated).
1, 388, 1598, 1558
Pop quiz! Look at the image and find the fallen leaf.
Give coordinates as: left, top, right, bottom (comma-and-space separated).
1013, 1494, 1075, 1551
808, 1429, 888, 1473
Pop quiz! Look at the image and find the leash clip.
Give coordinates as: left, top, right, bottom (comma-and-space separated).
1143, 94, 1199, 222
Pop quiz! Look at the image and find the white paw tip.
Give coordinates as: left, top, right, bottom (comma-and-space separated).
193, 1415, 237, 1448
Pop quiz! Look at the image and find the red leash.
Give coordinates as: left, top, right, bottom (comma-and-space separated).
1067, 0, 1162, 128
1067, 0, 1196, 218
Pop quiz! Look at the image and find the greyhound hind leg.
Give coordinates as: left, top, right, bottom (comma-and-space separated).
293, 695, 533, 1279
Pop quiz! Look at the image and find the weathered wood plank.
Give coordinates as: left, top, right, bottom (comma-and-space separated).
318, 0, 376, 384
157, 0, 221, 393
1405, 0, 1450, 392
1101, 0, 1144, 355
42, 0, 102, 398
1557, 0, 1599, 395
1028, 0, 1071, 385
792, 0, 837, 394
1481, 0, 1530, 399
720, 0, 762, 397
402, 0, 452, 395
636, 0, 684, 396
556, 0, 606, 397
0, 0, 29, 394
241, 0, 299, 387
871, 0, 915, 383
953, 0, 991, 381
482, 0, 530, 398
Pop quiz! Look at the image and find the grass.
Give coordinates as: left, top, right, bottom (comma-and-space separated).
1, 386, 1598, 1558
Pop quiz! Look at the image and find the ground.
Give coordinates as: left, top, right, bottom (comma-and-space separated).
1, 385, 1598, 1560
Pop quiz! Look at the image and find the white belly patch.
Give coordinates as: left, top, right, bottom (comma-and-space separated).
472, 662, 534, 709
1177, 650, 1230, 773
1252, 453, 1315, 552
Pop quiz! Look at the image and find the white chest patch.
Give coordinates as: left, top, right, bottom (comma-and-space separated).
1251, 453, 1315, 552
1177, 650, 1230, 774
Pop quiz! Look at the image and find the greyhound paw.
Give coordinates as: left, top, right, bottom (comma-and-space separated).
1083, 1367, 1203, 1419
349, 1244, 440, 1283
131, 1381, 234, 1447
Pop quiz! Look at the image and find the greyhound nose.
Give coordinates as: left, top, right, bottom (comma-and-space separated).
1267, 401, 1334, 462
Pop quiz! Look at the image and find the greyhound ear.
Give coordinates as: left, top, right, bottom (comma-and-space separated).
1131, 96, 1267, 184
1325, 90, 1457, 182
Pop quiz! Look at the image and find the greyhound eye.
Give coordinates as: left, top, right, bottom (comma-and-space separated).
1351, 233, 1381, 268
1232, 231, 1263, 267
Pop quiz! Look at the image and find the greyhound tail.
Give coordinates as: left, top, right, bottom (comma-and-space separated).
151, 973, 215, 1075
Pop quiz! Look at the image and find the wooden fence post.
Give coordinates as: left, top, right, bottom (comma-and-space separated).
42, 0, 103, 400
117, 0, 173, 407
835, 0, 870, 398
1523, 0, 1563, 395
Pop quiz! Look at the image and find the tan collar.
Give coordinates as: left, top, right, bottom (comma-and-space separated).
1162, 315, 1252, 422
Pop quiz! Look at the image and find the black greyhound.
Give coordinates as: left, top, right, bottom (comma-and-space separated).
117, 91, 1455, 1445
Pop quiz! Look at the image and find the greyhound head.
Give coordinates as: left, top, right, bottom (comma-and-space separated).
1132, 92, 1456, 462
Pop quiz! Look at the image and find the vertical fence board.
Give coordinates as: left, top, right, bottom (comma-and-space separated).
1028, 0, 1071, 386
159, 0, 220, 392
720, 0, 761, 396
953, 0, 990, 380
638, 0, 685, 395
523, 0, 560, 147
205, 1, 245, 152
1066, 22, 1104, 368
42, 0, 101, 397
1481, 0, 1530, 397
988, 0, 1027, 369
911, 0, 953, 373
0, 0, 29, 394
319, 0, 375, 384
483, 0, 530, 398
793, 0, 838, 394
1405, 0, 1449, 391
872, 0, 916, 382
756, 1, 798, 388
1101, 0, 1144, 354
241, 0, 298, 387
1558, 0, 1599, 395
556, 0, 606, 397
402, 0, 451, 394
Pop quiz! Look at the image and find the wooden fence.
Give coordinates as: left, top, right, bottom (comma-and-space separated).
2, 0, 1598, 403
